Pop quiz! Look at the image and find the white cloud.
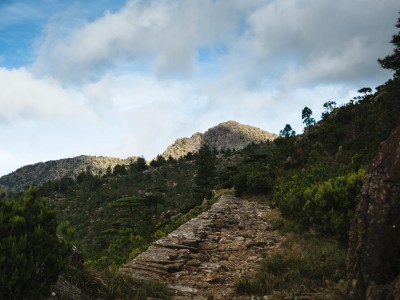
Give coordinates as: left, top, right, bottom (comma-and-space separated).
241, 0, 398, 86
0, 149, 21, 175
32, 0, 248, 81
31, 0, 398, 88
80, 71, 215, 159
0, 67, 96, 123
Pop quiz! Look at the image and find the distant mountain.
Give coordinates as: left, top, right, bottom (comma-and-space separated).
0, 155, 138, 192
1, 121, 276, 192
163, 120, 277, 159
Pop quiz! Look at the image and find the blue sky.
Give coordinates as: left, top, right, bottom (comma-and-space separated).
0, 0, 398, 175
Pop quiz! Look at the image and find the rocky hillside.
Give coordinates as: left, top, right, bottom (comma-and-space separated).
163, 133, 203, 160
163, 121, 277, 159
0, 155, 138, 192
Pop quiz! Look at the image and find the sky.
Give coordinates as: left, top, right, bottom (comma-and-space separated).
0, 0, 398, 176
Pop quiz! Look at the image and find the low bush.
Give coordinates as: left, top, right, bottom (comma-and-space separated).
273, 169, 365, 241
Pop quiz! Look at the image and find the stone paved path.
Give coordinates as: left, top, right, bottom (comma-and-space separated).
121, 194, 284, 299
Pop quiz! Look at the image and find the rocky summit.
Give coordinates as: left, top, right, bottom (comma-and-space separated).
121, 194, 284, 299
162, 121, 277, 159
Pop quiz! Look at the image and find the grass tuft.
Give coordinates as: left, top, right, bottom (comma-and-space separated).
62, 266, 172, 299
235, 232, 346, 298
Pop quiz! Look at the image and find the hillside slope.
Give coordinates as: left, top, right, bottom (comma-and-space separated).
0, 155, 138, 192
163, 120, 277, 159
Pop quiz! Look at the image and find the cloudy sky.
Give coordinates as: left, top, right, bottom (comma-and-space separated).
0, 0, 398, 175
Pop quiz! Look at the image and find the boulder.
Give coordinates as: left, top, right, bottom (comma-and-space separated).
347, 124, 400, 299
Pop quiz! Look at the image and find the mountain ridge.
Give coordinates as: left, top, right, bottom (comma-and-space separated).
0, 120, 276, 192
0, 155, 139, 192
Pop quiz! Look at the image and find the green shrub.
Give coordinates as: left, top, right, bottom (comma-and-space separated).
233, 173, 248, 196
0, 188, 68, 299
303, 170, 365, 241
246, 171, 272, 194
273, 168, 364, 242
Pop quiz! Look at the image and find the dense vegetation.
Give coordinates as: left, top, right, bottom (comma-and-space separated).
227, 78, 400, 241
36, 149, 218, 269
0, 188, 68, 299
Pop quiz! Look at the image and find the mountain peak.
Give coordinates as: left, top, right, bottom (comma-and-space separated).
163, 120, 276, 159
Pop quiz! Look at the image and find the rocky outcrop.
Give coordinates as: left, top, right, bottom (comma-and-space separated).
51, 247, 88, 300
163, 121, 277, 159
163, 133, 203, 159
0, 155, 138, 192
121, 194, 284, 299
347, 124, 400, 299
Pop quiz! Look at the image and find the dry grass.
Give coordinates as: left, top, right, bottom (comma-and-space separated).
235, 230, 346, 299
62, 266, 172, 299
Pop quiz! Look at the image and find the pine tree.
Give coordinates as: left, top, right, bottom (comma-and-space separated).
111, 196, 145, 235
378, 15, 400, 77
194, 145, 217, 200
0, 188, 68, 299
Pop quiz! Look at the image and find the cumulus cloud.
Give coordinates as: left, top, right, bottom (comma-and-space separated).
79, 71, 216, 158
32, 0, 398, 87
0, 67, 95, 122
32, 0, 248, 81
241, 0, 398, 86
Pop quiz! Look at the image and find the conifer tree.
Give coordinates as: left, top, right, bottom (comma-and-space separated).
0, 188, 68, 299
194, 145, 217, 200
111, 196, 145, 235
378, 15, 400, 77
